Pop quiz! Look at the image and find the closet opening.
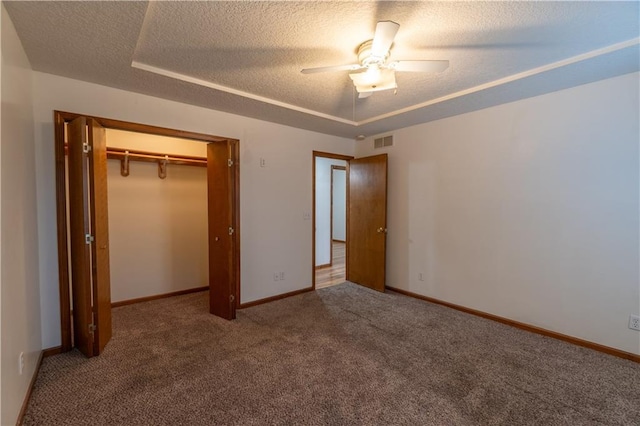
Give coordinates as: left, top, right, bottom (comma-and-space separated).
54, 111, 240, 357
104, 130, 210, 308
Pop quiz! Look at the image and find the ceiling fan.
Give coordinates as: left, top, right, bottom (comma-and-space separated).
301, 21, 449, 98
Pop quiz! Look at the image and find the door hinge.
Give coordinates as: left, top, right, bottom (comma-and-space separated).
83, 142, 91, 154
228, 159, 234, 167
88, 323, 96, 333
229, 294, 235, 302
228, 227, 235, 235
85, 234, 95, 244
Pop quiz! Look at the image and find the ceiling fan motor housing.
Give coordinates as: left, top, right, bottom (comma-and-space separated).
358, 40, 389, 67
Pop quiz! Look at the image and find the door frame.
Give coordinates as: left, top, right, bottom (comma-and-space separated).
311, 151, 353, 289
54, 110, 241, 352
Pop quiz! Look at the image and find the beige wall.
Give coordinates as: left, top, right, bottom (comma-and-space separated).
1, 5, 42, 424
31, 72, 355, 349
105, 129, 208, 303
356, 72, 640, 355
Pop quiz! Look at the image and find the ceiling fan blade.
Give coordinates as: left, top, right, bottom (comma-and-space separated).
371, 21, 400, 56
390, 60, 450, 73
301, 64, 362, 74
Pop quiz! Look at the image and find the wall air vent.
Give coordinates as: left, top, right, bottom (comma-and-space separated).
374, 135, 393, 149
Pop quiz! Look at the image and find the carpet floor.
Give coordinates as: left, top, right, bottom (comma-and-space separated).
24, 283, 640, 425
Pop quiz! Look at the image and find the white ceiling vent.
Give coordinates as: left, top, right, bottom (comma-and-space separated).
374, 135, 393, 149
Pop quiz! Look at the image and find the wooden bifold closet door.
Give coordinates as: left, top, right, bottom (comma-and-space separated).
67, 116, 112, 357
207, 140, 238, 320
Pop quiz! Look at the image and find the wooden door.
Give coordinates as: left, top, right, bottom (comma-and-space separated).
347, 154, 388, 292
207, 140, 238, 319
67, 117, 112, 356
67, 117, 94, 356
88, 119, 112, 354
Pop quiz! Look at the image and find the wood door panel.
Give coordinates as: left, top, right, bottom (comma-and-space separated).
207, 141, 236, 319
67, 117, 94, 357
88, 118, 112, 354
347, 154, 388, 292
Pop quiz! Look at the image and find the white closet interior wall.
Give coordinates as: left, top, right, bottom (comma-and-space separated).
106, 129, 208, 303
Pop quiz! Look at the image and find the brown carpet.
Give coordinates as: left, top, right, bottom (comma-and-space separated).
24, 283, 640, 425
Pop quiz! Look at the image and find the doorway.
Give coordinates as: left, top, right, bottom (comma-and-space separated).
312, 151, 352, 289
54, 111, 240, 355
312, 150, 389, 292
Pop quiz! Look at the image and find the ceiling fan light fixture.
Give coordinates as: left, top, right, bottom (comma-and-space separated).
349, 67, 397, 93
363, 65, 382, 84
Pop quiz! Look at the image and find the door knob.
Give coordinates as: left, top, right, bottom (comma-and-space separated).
377, 227, 387, 233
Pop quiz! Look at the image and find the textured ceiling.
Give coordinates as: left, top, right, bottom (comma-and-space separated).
4, 1, 639, 138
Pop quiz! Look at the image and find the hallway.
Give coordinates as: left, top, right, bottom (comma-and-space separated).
315, 241, 345, 289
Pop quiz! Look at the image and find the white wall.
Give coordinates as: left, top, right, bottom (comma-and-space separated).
105, 129, 208, 303
1, 6, 42, 424
332, 168, 346, 241
315, 157, 347, 266
31, 72, 354, 349
356, 72, 640, 355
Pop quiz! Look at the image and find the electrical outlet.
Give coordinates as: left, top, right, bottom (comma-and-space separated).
18, 352, 24, 375
629, 315, 640, 331
418, 272, 424, 281
279, 272, 285, 281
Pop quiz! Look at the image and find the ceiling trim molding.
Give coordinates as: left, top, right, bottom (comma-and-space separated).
358, 37, 640, 125
131, 60, 357, 126
132, 37, 638, 128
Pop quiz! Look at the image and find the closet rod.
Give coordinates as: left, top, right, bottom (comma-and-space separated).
64, 144, 207, 167
106, 148, 207, 167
